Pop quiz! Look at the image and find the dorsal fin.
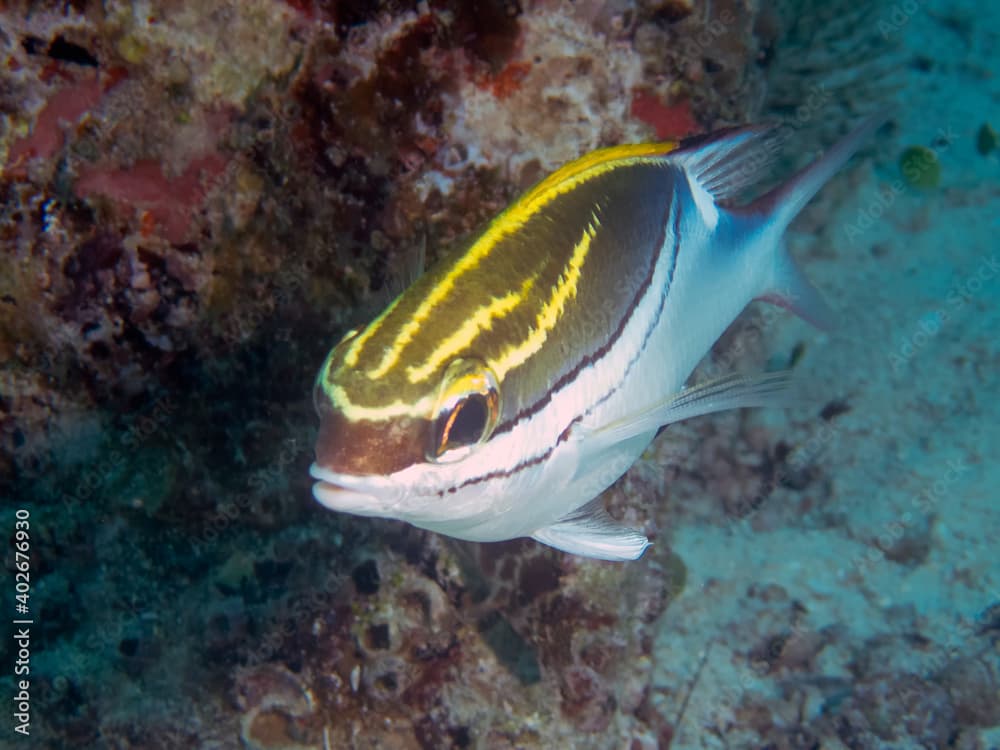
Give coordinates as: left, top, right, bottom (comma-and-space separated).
671, 124, 785, 204
739, 114, 885, 234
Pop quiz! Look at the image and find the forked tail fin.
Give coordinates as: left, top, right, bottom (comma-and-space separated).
732, 114, 886, 330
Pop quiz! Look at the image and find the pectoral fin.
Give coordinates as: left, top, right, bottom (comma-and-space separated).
575, 370, 797, 458
531, 499, 650, 561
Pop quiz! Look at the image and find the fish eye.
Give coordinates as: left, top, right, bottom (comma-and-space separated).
428, 358, 501, 463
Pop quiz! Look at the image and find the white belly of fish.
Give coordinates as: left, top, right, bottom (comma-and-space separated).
555, 222, 757, 513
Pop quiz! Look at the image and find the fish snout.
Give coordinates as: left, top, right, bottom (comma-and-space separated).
314, 402, 427, 477
309, 463, 401, 517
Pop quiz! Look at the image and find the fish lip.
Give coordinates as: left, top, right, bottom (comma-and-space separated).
309, 463, 401, 516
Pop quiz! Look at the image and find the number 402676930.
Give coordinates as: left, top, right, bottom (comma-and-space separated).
13, 509, 30, 614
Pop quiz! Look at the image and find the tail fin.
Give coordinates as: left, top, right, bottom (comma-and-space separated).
750, 114, 885, 233
734, 114, 885, 330
758, 239, 837, 330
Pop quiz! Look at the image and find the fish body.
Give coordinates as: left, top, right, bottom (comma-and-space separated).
311, 118, 880, 560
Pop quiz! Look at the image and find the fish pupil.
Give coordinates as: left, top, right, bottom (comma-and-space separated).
440, 395, 488, 451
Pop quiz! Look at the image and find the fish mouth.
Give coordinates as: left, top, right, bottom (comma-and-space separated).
309, 463, 400, 517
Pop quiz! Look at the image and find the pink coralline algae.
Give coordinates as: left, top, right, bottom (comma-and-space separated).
6, 67, 125, 176
629, 88, 699, 140
74, 153, 229, 244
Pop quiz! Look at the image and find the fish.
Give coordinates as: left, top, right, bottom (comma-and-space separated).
310, 116, 881, 561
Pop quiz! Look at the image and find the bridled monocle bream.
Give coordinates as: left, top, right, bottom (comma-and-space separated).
309, 117, 881, 561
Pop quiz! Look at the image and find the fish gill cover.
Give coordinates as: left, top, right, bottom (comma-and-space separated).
0, 0, 998, 748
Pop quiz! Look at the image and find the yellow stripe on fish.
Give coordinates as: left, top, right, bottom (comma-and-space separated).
359, 143, 679, 376
405, 272, 539, 383
490, 211, 599, 379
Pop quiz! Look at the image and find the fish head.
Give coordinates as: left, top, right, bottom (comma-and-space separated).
311, 323, 509, 528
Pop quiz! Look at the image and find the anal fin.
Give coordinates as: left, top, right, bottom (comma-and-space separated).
531, 499, 650, 561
